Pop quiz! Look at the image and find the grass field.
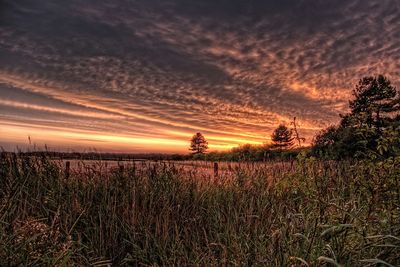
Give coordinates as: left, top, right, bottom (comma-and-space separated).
0, 153, 399, 266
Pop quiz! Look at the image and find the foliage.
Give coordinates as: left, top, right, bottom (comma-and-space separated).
189, 132, 209, 154
199, 144, 309, 162
313, 75, 400, 159
349, 75, 399, 130
271, 124, 295, 149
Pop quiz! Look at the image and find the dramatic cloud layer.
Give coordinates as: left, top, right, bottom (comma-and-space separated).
1, 0, 399, 152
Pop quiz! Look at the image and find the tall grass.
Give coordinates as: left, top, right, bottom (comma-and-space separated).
0, 153, 399, 266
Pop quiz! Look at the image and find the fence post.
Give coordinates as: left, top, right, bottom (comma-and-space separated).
65, 161, 70, 179
214, 162, 219, 177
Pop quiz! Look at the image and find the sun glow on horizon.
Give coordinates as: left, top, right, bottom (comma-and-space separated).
0, 121, 270, 153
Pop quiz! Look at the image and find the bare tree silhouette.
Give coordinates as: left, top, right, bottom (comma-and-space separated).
291, 117, 305, 147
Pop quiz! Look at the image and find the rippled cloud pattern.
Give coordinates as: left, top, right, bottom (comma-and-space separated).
1, 0, 399, 152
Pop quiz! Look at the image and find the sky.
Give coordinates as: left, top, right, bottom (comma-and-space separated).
0, 0, 399, 153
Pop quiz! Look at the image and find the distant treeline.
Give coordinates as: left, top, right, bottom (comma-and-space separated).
3, 147, 308, 162
7, 151, 190, 161
193, 145, 310, 162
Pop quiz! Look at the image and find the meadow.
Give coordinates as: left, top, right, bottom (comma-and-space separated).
0, 153, 399, 266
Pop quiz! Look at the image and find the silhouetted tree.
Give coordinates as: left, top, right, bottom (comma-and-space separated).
346, 75, 400, 132
313, 75, 400, 159
271, 124, 294, 149
189, 132, 208, 154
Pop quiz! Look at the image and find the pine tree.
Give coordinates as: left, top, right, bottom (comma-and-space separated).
313, 75, 400, 159
347, 75, 400, 132
271, 124, 294, 149
189, 132, 209, 154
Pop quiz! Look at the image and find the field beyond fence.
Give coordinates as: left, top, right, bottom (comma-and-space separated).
0, 153, 399, 266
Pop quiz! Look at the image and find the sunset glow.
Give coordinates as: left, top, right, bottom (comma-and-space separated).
1, 0, 399, 153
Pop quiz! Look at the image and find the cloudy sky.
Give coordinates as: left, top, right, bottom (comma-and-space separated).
0, 0, 399, 153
